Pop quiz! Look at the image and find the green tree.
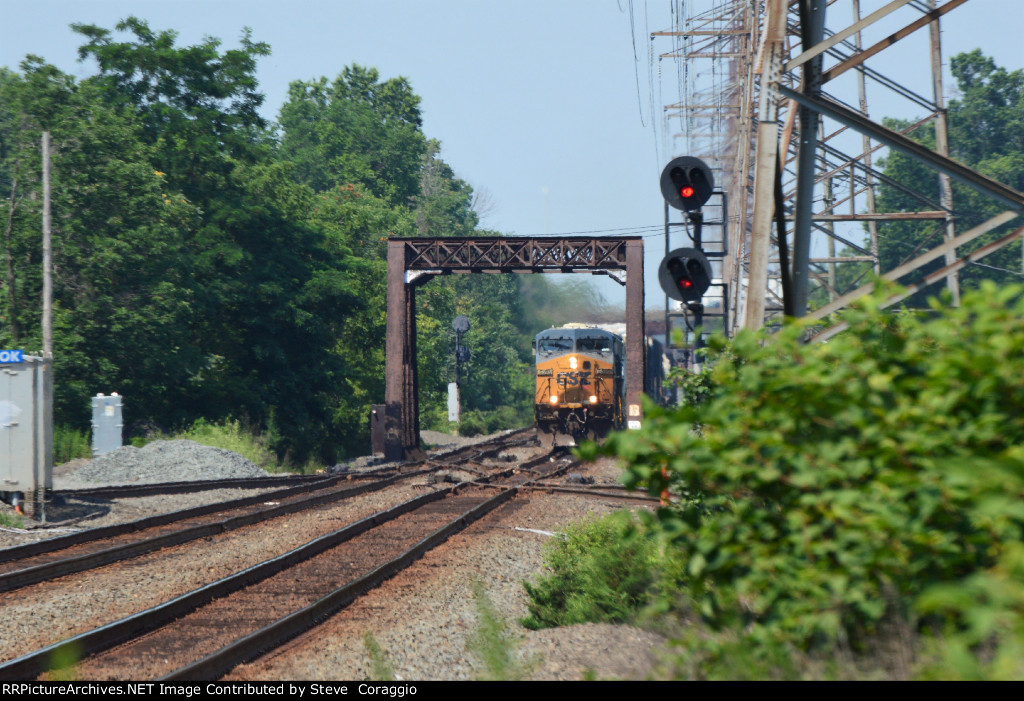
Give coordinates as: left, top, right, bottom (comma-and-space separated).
71, 17, 272, 201
0, 58, 201, 430
278, 64, 427, 205
874, 51, 1024, 303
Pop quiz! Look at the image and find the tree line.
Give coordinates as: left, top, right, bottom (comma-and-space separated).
0, 18, 602, 463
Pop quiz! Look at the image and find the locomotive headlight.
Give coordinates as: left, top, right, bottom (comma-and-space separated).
589, 395, 598, 404
569, 355, 578, 369
549, 395, 559, 404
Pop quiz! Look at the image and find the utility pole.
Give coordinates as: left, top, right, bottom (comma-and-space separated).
42, 132, 52, 359
39, 131, 54, 520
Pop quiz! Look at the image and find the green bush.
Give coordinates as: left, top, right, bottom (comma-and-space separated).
522, 513, 666, 629
915, 542, 1024, 679
456, 405, 528, 437
361, 632, 396, 681
585, 282, 1024, 660
0, 511, 25, 529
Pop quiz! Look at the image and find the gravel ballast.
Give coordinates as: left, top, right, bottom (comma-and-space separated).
0, 432, 667, 680
63, 439, 271, 488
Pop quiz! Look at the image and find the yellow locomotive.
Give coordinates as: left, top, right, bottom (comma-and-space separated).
534, 324, 625, 446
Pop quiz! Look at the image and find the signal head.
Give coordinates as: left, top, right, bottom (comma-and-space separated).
660, 156, 715, 211
658, 247, 713, 303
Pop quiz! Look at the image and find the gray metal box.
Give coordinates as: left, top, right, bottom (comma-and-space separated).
1, 356, 52, 498
91, 393, 124, 457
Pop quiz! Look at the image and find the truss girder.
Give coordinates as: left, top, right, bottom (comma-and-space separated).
401, 237, 632, 272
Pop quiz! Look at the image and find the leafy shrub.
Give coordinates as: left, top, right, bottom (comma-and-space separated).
456, 405, 528, 437
585, 282, 1024, 657
521, 513, 664, 629
179, 418, 278, 468
916, 542, 1024, 679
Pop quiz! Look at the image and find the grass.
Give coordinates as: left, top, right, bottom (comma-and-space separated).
131, 418, 322, 474
53, 425, 91, 464
0, 511, 25, 529
467, 579, 539, 681
362, 632, 396, 681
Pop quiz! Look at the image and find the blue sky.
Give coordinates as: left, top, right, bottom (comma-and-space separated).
2, 1, 1021, 309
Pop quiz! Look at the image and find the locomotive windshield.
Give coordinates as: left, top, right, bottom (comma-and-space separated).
577, 336, 612, 355
538, 337, 573, 355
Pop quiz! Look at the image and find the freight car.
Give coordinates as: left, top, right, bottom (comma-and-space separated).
533, 324, 625, 447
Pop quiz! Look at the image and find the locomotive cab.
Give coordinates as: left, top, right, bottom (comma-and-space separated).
534, 325, 624, 446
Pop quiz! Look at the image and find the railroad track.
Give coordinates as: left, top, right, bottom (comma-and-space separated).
0, 428, 537, 592
51, 427, 535, 501
0, 441, 578, 681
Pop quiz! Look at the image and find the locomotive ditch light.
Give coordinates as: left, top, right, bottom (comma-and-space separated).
660, 156, 715, 212
549, 395, 559, 404
589, 395, 598, 404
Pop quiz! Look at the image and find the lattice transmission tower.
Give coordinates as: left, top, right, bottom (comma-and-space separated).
649, 0, 1024, 336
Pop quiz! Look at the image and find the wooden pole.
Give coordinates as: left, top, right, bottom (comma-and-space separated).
39, 131, 54, 521
41, 132, 52, 360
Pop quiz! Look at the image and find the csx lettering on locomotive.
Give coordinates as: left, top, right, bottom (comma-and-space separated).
556, 371, 591, 386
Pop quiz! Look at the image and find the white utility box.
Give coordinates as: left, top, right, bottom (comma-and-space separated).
1, 354, 53, 513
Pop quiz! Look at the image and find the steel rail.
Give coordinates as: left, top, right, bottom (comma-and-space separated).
0, 428, 534, 568
0, 446, 574, 680
0, 476, 350, 566
162, 487, 519, 681
55, 473, 335, 500
0, 488, 453, 681
163, 452, 577, 681
0, 470, 426, 594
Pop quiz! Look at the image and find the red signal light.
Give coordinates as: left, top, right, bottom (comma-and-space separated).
680, 186, 695, 198
676, 278, 692, 288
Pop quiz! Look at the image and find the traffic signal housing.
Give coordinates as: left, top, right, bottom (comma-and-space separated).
660, 156, 715, 212
658, 247, 712, 303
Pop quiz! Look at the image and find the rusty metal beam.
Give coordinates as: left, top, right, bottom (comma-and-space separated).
401, 237, 633, 272
625, 239, 645, 428
385, 241, 410, 461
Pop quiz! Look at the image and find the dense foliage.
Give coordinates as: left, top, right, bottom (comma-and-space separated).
0, 18, 588, 464
577, 282, 1024, 677
521, 513, 662, 630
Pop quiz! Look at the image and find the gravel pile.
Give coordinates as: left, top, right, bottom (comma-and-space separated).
64, 440, 270, 487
